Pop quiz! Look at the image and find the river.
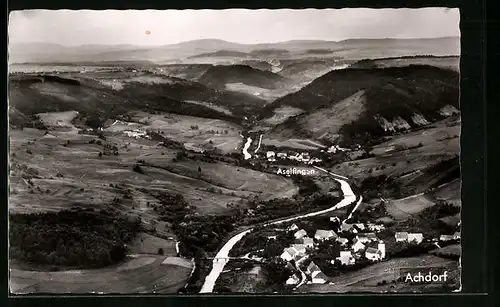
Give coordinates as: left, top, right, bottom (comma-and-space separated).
199, 174, 358, 293
243, 137, 252, 160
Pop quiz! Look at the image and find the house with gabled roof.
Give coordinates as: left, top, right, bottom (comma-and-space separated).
367, 223, 386, 232
365, 247, 383, 261
453, 231, 461, 240
314, 229, 338, 241
365, 232, 378, 242
301, 237, 314, 248
306, 261, 328, 284
395, 232, 409, 242
288, 224, 299, 231
340, 223, 358, 233
356, 234, 371, 244
291, 244, 306, 255
311, 270, 328, 284
408, 233, 424, 244
336, 250, 355, 266
330, 216, 341, 223
440, 234, 455, 242
306, 261, 320, 275
352, 238, 366, 252
280, 247, 298, 262
277, 152, 287, 159
354, 223, 366, 231
294, 229, 307, 240
336, 237, 349, 246
286, 273, 300, 285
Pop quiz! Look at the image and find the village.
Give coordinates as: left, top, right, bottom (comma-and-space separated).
260, 144, 354, 165
267, 217, 462, 286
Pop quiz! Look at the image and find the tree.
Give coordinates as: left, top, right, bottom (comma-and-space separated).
98, 152, 103, 157
158, 248, 164, 255
198, 166, 202, 173
133, 164, 144, 174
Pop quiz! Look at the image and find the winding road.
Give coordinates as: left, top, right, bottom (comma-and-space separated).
199, 167, 360, 293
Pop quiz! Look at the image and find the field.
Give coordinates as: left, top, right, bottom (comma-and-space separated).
184, 100, 233, 116
9, 254, 192, 294
262, 137, 327, 150
128, 232, 177, 256
126, 111, 243, 154
431, 178, 461, 207
370, 119, 461, 156
259, 106, 305, 127
333, 140, 458, 182
225, 82, 289, 102
10, 120, 297, 217
298, 255, 459, 293
430, 244, 461, 259
36, 111, 80, 132
218, 265, 266, 293
385, 193, 436, 220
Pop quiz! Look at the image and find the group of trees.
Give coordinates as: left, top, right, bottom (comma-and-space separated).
9, 209, 141, 269
260, 259, 294, 293
358, 174, 403, 200
173, 214, 237, 258
290, 175, 321, 196
241, 194, 340, 226
151, 191, 192, 224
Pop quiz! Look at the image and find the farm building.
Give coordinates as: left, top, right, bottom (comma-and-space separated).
408, 233, 424, 244
277, 152, 287, 159
440, 234, 455, 242
340, 223, 358, 233
286, 274, 300, 285
314, 229, 338, 241
365, 247, 383, 261
294, 229, 307, 239
352, 238, 366, 252
336, 250, 355, 266
354, 223, 366, 231
306, 262, 328, 284
336, 237, 349, 246
301, 237, 314, 248
280, 247, 299, 262
395, 232, 409, 242
291, 244, 306, 255
266, 151, 276, 159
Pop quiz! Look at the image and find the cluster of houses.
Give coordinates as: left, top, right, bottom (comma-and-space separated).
278, 216, 461, 287
438, 232, 461, 242
265, 151, 323, 164
123, 129, 150, 139
325, 145, 352, 154
280, 220, 390, 285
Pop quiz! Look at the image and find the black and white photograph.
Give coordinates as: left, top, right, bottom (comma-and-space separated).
8, 8, 461, 294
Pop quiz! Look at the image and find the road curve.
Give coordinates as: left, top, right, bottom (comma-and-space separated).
199, 175, 358, 293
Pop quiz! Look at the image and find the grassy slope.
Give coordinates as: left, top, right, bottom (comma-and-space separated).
10, 254, 192, 294
260, 65, 459, 145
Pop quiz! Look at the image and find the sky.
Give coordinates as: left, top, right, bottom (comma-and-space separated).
8, 8, 460, 46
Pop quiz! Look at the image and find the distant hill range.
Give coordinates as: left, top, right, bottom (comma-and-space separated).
198, 65, 288, 90
9, 37, 460, 64
8, 71, 268, 128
